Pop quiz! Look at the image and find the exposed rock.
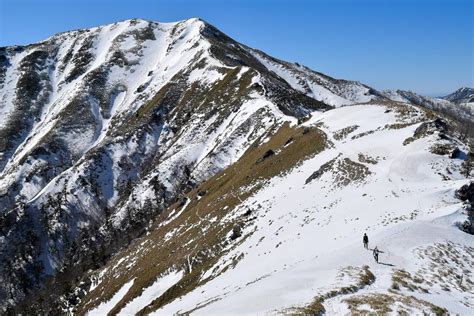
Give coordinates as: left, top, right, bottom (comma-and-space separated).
461, 219, 473, 234
178, 197, 188, 207
334, 125, 359, 141
358, 153, 378, 165
135, 83, 147, 93
415, 118, 448, 137
450, 148, 462, 159
243, 209, 252, 217
455, 182, 474, 203
460, 203, 474, 234
284, 137, 294, 146
306, 155, 370, 187
430, 143, 455, 156
404, 118, 449, 145
230, 224, 242, 240
438, 133, 450, 140
297, 115, 311, 125
305, 155, 340, 184
335, 158, 371, 187
351, 130, 375, 140
257, 149, 275, 163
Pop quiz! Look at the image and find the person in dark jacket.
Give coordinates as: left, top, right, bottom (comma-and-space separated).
373, 246, 380, 263
363, 233, 369, 249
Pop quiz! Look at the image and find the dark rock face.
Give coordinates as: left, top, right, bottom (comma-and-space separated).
257, 149, 275, 163
456, 182, 474, 235
230, 224, 242, 240
430, 144, 454, 156
450, 148, 464, 159
456, 182, 474, 203
413, 118, 448, 139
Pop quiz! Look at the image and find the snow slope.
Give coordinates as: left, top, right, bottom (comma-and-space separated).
156, 104, 472, 315
78, 102, 473, 315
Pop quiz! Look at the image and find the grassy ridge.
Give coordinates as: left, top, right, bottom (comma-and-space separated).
77, 122, 328, 314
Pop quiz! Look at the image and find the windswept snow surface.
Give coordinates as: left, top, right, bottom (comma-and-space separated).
151, 104, 473, 315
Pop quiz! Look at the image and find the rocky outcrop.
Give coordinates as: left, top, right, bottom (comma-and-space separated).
456, 182, 474, 203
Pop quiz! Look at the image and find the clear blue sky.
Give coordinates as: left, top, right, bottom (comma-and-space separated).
0, 0, 472, 96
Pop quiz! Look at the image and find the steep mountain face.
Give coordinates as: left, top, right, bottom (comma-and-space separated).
443, 87, 474, 104
0, 18, 384, 312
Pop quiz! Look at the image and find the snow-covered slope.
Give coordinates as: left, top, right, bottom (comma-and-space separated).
75, 101, 473, 315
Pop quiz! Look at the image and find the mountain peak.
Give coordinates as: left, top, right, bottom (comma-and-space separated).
31, 17, 208, 47
443, 86, 474, 104
106, 17, 207, 29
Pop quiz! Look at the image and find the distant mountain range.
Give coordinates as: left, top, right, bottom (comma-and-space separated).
0, 18, 472, 314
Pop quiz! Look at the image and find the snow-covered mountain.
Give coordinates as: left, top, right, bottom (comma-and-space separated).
0, 18, 383, 311
0, 18, 472, 314
443, 87, 474, 104
382, 89, 474, 126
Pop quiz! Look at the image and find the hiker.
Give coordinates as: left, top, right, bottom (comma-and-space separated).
363, 233, 369, 249
373, 246, 380, 263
